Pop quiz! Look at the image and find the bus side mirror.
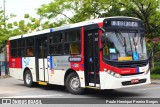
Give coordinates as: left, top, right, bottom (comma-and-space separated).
99, 27, 105, 32
99, 27, 107, 45
101, 33, 106, 45
99, 27, 107, 50
99, 33, 108, 50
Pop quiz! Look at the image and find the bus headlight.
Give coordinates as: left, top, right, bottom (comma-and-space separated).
107, 70, 121, 78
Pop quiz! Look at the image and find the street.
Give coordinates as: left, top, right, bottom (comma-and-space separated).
0, 77, 160, 99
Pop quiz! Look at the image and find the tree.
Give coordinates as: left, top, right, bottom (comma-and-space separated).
112, 0, 160, 38
37, 0, 160, 37
37, 0, 82, 24
0, 8, 10, 52
1, 0, 160, 52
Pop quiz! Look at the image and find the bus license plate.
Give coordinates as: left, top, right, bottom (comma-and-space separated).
131, 79, 139, 83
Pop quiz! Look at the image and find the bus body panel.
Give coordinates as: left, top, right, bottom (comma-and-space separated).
22, 57, 37, 82
9, 68, 23, 80
48, 70, 65, 85
9, 57, 23, 80
47, 55, 70, 86
9, 57, 22, 68
76, 71, 85, 87
47, 55, 85, 87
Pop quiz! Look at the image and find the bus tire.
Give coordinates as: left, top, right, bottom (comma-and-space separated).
24, 70, 34, 87
65, 72, 84, 94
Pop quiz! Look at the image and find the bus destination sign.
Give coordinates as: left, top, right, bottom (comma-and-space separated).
68, 57, 82, 62
111, 21, 138, 27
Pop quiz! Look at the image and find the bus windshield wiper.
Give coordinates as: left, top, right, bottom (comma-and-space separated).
115, 30, 127, 54
115, 30, 125, 47
140, 36, 144, 53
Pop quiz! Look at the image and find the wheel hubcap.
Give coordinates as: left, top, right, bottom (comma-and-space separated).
26, 73, 31, 85
69, 76, 80, 91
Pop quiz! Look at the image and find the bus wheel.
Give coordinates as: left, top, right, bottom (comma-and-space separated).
65, 72, 84, 94
24, 70, 34, 87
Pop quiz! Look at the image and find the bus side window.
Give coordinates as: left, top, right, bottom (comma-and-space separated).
69, 43, 80, 54
26, 38, 34, 57
10, 40, 17, 57
27, 48, 34, 56
10, 39, 25, 57
67, 30, 81, 55
64, 43, 69, 54
49, 33, 63, 55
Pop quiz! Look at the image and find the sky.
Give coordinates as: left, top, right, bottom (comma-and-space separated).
0, 0, 53, 22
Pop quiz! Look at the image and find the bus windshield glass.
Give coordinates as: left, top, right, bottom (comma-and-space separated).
102, 31, 147, 61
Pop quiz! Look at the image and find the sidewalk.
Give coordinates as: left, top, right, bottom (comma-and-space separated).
0, 75, 10, 79
151, 79, 160, 84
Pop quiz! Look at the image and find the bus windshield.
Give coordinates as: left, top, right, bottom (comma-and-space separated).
103, 31, 147, 61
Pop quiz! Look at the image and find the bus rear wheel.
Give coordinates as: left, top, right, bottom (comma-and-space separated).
65, 72, 84, 94
24, 70, 34, 87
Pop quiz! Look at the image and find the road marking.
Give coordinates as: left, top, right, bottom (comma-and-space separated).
137, 87, 160, 91
0, 94, 63, 98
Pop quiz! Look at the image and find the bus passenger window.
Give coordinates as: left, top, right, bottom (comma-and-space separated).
66, 30, 81, 55
27, 48, 33, 56
69, 43, 80, 54
64, 43, 69, 54
26, 38, 34, 57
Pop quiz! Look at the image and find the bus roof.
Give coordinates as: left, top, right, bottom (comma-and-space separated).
9, 16, 141, 40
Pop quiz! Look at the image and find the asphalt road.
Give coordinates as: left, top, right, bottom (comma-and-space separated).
0, 77, 160, 106
0, 77, 160, 98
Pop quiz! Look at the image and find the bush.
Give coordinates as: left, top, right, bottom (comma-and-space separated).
154, 62, 160, 66
154, 52, 160, 62
151, 66, 160, 74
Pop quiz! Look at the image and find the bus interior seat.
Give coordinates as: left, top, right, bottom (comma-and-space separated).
69, 44, 79, 54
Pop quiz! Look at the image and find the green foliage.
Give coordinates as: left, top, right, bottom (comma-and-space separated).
24, 14, 30, 18
13, 21, 18, 26
30, 17, 36, 22
146, 42, 152, 51
7, 23, 13, 29
151, 74, 160, 79
1, 0, 160, 52
151, 65, 160, 74
37, 0, 81, 24
115, 0, 160, 37
154, 62, 160, 67
36, 0, 160, 37
147, 42, 160, 62
0, 8, 10, 52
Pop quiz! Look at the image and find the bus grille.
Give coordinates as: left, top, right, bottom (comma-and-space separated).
114, 61, 148, 68
121, 72, 144, 76
116, 62, 147, 68
105, 60, 148, 68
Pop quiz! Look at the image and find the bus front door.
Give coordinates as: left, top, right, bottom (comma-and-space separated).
36, 37, 49, 82
84, 28, 100, 87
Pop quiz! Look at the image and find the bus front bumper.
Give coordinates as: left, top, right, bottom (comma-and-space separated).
99, 71, 151, 89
